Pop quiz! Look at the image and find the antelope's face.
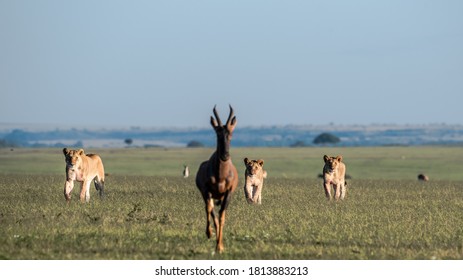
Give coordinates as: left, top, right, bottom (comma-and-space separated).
215, 125, 233, 143
324, 155, 342, 173
210, 105, 237, 161
214, 126, 234, 161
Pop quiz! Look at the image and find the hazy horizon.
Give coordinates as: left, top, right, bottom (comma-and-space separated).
1, 120, 462, 133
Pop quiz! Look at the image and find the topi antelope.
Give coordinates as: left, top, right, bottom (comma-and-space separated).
195, 105, 238, 253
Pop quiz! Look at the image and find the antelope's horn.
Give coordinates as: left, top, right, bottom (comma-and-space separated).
226, 105, 234, 126
213, 105, 222, 126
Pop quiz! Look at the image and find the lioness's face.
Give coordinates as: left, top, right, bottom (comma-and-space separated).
63, 148, 84, 170
244, 158, 264, 176
324, 155, 342, 172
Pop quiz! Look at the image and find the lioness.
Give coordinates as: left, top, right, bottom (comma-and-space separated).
323, 155, 346, 200
243, 158, 267, 204
63, 148, 105, 202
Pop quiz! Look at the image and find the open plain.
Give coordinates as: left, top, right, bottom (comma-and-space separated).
0, 147, 462, 259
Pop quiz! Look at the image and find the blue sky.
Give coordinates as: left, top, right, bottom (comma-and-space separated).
1, 0, 462, 128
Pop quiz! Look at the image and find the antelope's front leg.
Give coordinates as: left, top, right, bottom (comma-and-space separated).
64, 180, 74, 202
80, 180, 92, 202
216, 192, 232, 253
205, 198, 216, 239
216, 208, 226, 253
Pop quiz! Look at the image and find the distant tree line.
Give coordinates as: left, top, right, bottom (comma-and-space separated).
1, 132, 341, 148
3, 125, 461, 147
0, 139, 19, 148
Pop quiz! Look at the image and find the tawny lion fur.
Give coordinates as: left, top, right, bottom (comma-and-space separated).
323, 155, 347, 200
63, 148, 105, 203
243, 158, 267, 205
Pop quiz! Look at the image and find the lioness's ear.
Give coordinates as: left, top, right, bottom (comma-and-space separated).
244, 157, 249, 164
63, 148, 68, 155
336, 155, 343, 162
258, 159, 264, 166
323, 155, 329, 162
77, 149, 85, 155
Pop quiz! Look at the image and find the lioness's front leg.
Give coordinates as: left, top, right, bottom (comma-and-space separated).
253, 185, 262, 205
334, 183, 341, 200
340, 182, 346, 200
64, 180, 74, 202
244, 184, 254, 203
323, 182, 332, 200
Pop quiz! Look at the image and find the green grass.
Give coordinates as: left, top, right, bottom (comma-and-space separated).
0, 147, 462, 259
2, 146, 463, 180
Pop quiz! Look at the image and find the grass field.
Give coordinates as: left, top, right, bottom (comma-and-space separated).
0, 147, 462, 259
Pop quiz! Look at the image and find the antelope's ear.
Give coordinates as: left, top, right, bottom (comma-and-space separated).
244, 157, 249, 164
323, 155, 329, 162
77, 149, 85, 155
230, 116, 237, 127
63, 148, 69, 155
336, 155, 343, 162
227, 116, 237, 132
210, 116, 218, 128
257, 159, 264, 166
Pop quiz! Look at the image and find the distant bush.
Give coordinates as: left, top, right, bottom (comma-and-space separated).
290, 140, 306, 147
187, 140, 204, 148
313, 133, 340, 145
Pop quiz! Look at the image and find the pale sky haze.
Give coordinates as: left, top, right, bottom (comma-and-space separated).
1, 0, 462, 128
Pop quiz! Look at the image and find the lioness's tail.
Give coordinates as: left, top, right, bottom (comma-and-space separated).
94, 179, 105, 199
